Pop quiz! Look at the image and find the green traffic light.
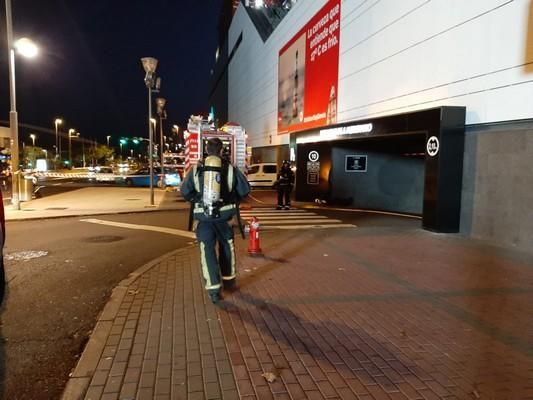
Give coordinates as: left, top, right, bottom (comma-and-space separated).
119, 139, 127, 144
133, 139, 140, 144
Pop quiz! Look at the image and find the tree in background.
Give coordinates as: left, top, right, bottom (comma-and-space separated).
22, 146, 46, 169
87, 145, 114, 166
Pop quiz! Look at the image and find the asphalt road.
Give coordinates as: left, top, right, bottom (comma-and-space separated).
1, 210, 193, 400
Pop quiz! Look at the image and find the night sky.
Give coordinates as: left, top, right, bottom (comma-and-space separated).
0, 0, 223, 150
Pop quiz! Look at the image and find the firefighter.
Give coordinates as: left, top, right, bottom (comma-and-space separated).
276, 160, 295, 210
181, 138, 250, 304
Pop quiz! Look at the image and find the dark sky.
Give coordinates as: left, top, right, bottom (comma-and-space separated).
0, 0, 223, 149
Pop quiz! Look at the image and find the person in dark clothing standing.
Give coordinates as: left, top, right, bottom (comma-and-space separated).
276, 160, 295, 210
180, 138, 250, 304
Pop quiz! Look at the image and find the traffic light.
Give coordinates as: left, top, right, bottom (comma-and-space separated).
119, 138, 127, 145
133, 139, 140, 144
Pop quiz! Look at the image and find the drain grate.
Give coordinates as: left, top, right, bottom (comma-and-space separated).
125, 198, 141, 201
46, 207, 68, 210
84, 235, 125, 243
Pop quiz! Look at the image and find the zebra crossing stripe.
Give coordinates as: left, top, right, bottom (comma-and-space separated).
240, 212, 317, 217
259, 219, 343, 225
241, 215, 328, 220
262, 224, 356, 230
239, 208, 357, 230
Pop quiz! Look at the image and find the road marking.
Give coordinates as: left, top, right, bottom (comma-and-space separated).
262, 224, 356, 230
241, 207, 357, 230
241, 215, 328, 220
80, 218, 196, 239
260, 219, 342, 225
240, 212, 313, 217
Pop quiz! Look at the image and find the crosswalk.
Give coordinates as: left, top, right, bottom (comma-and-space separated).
239, 207, 356, 230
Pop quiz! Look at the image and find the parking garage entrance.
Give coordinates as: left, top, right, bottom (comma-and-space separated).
291, 106, 466, 233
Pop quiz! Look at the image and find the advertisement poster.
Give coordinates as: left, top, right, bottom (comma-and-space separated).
278, 0, 341, 134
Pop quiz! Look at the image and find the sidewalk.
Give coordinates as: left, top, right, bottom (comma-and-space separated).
4, 187, 188, 221
62, 224, 533, 400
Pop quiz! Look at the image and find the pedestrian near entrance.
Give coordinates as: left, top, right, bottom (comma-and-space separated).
275, 160, 295, 210
181, 138, 250, 304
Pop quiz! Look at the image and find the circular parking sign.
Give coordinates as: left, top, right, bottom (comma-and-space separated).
426, 136, 439, 157
308, 151, 319, 162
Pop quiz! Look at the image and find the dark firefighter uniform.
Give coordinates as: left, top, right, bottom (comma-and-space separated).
180, 157, 250, 302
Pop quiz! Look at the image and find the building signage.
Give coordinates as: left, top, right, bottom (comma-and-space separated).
307, 161, 320, 184
426, 136, 439, 157
308, 150, 319, 162
345, 155, 367, 172
278, 0, 341, 134
296, 122, 373, 144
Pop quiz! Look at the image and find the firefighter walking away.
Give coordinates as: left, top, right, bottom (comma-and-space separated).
181, 138, 251, 304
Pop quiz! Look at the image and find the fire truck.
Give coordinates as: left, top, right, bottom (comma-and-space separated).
184, 115, 248, 174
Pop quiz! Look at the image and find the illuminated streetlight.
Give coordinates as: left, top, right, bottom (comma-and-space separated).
29, 133, 36, 147
156, 97, 166, 183
68, 129, 79, 167
5, 0, 39, 209
106, 135, 111, 147
141, 56, 159, 206
54, 118, 62, 163
14, 38, 38, 58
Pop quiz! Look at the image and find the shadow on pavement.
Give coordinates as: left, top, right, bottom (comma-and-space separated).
219, 291, 416, 394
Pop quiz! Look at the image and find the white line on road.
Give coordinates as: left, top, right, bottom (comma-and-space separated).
241, 215, 328, 220
262, 224, 356, 230
240, 212, 315, 217
80, 218, 196, 239
259, 219, 343, 225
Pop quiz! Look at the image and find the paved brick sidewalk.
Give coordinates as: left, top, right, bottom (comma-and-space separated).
63, 226, 533, 400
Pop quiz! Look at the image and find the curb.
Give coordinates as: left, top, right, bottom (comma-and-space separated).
60, 245, 196, 400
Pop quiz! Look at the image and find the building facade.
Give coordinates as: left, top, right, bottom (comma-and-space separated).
209, 0, 533, 252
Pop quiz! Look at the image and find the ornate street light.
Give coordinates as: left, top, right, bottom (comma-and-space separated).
141, 57, 159, 206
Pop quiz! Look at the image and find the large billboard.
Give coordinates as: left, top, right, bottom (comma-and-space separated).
278, 0, 341, 134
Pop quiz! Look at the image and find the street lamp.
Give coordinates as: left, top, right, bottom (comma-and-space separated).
141, 56, 159, 206
29, 133, 36, 147
5, 0, 39, 209
68, 129, 79, 167
156, 97, 167, 184
106, 135, 111, 147
54, 118, 62, 163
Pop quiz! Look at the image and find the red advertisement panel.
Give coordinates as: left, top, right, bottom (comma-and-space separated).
278, 0, 341, 134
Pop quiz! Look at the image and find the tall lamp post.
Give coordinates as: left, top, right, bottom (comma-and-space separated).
29, 133, 36, 147
54, 118, 62, 164
156, 97, 167, 187
141, 57, 159, 206
68, 129, 79, 168
5, 0, 39, 209
106, 135, 111, 147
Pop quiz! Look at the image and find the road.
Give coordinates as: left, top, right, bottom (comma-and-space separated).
2, 210, 192, 399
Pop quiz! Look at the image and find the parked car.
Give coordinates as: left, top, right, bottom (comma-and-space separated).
120, 167, 181, 188
246, 163, 278, 188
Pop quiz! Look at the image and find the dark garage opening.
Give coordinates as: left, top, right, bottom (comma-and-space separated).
292, 106, 466, 232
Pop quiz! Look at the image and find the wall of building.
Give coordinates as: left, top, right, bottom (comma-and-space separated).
228, 0, 533, 146
461, 121, 533, 253
224, 0, 533, 251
